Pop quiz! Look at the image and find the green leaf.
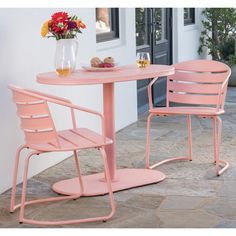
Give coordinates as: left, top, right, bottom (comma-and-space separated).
199, 8, 236, 60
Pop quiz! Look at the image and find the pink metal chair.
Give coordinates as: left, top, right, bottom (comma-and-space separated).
9, 85, 116, 226
146, 60, 231, 176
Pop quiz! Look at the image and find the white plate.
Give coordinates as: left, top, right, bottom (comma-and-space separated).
81, 63, 120, 72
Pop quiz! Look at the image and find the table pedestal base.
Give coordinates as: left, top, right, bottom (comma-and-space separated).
52, 168, 166, 196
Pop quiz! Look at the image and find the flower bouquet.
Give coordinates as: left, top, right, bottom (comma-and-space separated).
41, 12, 86, 76
41, 11, 86, 39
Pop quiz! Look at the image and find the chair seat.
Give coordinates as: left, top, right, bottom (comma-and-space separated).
150, 106, 224, 116
29, 128, 112, 151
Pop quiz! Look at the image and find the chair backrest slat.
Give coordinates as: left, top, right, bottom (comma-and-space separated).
12, 90, 40, 103
168, 80, 221, 94
168, 93, 220, 105
9, 86, 60, 147
24, 130, 57, 144
167, 60, 231, 109
168, 71, 227, 83
16, 102, 49, 116
21, 116, 53, 130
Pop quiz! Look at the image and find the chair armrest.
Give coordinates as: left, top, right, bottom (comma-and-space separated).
19, 88, 106, 143
40, 95, 105, 143
24, 88, 102, 118
60, 102, 106, 144
217, 76, 230, 110
148, 77, 159, 110
25, 89, 72, 104
221, 77, 229, 91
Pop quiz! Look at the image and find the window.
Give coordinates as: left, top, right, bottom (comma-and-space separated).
96, 8, 119, 43
184, 8, 195, 25
136, 8, 150, 47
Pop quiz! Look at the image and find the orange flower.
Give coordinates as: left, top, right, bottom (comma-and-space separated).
77, 20, 86, 29
41, 20, 49, 37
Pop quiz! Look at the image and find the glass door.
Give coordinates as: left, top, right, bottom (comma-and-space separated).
136, 8, 152, 115
136, 8, 172, 115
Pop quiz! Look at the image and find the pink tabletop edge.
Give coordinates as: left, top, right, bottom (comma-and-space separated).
37, 64, 175, 85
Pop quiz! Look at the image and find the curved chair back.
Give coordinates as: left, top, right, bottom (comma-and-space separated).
9, 85, 60, 148
166, 60, 231, 110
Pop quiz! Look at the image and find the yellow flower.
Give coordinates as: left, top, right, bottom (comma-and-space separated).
76, 20, 86, 29
41, 20, 49, 37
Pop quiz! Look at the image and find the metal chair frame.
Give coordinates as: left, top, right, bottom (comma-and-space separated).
9, 85, 116, 226
145, 60, 231, 176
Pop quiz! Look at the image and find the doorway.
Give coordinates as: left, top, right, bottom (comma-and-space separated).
136, 8, 172, 115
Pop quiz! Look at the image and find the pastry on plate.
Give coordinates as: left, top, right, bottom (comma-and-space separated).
104, 56, 115, 65
90, 57, 102, 67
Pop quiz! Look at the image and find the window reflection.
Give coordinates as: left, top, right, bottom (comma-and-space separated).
96, 8, 111, 34
154, 8, 165, 42
136, 8, 148, 46
136, 8, 167, 46
184, 8, 195, 25
96, 8, 119, 42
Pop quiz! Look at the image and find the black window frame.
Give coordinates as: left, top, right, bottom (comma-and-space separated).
96, 8, 120, 43
184, 8, 195, 26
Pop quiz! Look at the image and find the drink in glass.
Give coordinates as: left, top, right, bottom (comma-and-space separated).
136, 52, 151, 68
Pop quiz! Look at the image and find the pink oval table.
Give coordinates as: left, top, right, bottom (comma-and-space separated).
37, 64, 175, 196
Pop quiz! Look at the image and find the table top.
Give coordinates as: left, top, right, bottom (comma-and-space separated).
37, 64, 175, 86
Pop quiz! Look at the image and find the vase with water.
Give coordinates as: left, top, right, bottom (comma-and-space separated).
55, 39, 78, 77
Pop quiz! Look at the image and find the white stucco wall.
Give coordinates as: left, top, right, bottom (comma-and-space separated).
0, 8, 136, 193
97, 8, 137, 131
173, 8, 203, 63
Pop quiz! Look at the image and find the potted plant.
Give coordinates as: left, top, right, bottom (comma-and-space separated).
198, 8, 236, 86
41, 12, 86, 76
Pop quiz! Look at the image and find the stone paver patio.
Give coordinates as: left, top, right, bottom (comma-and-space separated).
1, 87, 236, 228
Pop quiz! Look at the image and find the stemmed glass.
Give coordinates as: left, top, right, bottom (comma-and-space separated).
136, 52, 151, 68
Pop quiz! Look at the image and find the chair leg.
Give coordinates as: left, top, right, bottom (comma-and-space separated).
187, 114, 193, 161
73, 150, 84, 196
10, 144, 27, 213
16, 148, 115, 226
213, 116, 229, 176
146, 113, 155, 169
17, 151, 83, 225
213, 116, 220, 175
99, 147, 116, 220
212, 117, 217, 164
19, 151, 40, 223
147, 113, 191, 169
